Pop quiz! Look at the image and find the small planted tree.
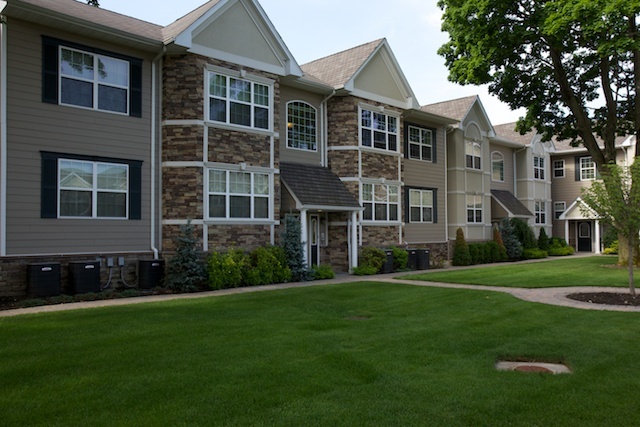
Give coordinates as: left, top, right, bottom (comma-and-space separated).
493, 226, 508, 261
452, 228, 471, 266
538, 228, 550, 251
511, 218, 537, 249
164, 220, 208, 293
500, 219, 523, 261
281, 215, 311, 282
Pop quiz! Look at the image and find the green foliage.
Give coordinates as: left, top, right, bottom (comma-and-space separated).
523, 248, 548, 260
311, 264, 335, 280
500, 219, 523, 261
547, 239, 575, 256
352, 265, 380, 276
511, 218, 537, 249
163, 221, 207, 293
485, 241, 501, 263
604, 240, 619, 255
492, 227, 508, 262
452, 228, 472, 266
602, 227, 618, 250
207, 248, 248, 290
281, 215, 312, 282
468, 243, 481, 265
538, 228, 550, 251
391, 246, 409, 270
358, 247, 386, 273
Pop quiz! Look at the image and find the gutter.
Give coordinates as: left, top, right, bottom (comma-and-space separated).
320, 90, 336, 167
150, 47, 166, 259
0, 11, 7, 256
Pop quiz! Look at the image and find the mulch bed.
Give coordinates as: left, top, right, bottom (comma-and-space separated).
567, 292, 640, 306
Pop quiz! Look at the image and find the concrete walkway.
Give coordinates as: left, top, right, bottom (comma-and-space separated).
2, 254, 639, 317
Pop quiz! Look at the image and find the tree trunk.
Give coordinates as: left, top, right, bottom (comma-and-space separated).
617, 235, 639, 266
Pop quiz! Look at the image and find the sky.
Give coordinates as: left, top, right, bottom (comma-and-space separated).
98, 0, 525, 125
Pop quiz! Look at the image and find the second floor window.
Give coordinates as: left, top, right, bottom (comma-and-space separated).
465, 140, 481, 169
579, 156, 596, 181
287, 101, 317, 151
492, 152, 504, 181
407, 126, 433, 161
361, 109, 398, 152
535, 201, 546, 224
208, 72, 271, 130
362, 183, 399, 222
534, 156, 545, 180
554, 201, 566, 220
553, 160, 565, 178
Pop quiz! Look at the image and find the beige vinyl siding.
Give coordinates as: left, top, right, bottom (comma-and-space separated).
403, 125, 446, 243
5, 19, 155, 255
489, 144, 514, 191
278, 85, 324, 165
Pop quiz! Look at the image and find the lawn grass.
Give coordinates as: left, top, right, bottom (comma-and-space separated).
2, 281, 640, 426
401, 255, 627, 288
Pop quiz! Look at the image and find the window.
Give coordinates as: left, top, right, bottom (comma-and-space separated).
208, 72, 271, 130
554, 202, 566, 220
287, 101, 316, 151
466, 194, 482, 223
534, 156, 545, 180
579, 156, 596, 181
208, 169, 270, 220
535, 201, 546, 224
408, 189, 434, 223
42, 37, 142, 117
360, 109, 398, 151
553, 160, 565, 178
491, 152, 504, 181
362, 183, 399, 222
41, 152, 141, 219
465, 140, 481, 169
407, 125, 433, 161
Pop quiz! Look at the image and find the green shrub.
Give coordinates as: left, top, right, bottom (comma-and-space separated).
548, 245, 575, 256
311, 264, 335, 280
164, 220, 208, 293
452, 228, 472, 266
522, 248, 548, 259
352, 265, 379, 276
485, 240, 501, 263
208, 248, 249, 290
281, 215, 312, 281
358, 246, 386, 273
391, 246, 409, 270
604, 240, 619, 255
501, 219, 523, 260
244, 246, 293, 286
511, 218, 537, 249
538, 228, 550, 251
493, 227, 509, 261
468, 243, 481, 265
602, 227, 618, 250
47, 294, 74, 305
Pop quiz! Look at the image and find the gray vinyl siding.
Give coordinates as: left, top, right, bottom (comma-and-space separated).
278, 85, 323, 165
403, 125, 446, 243
489, 144, 514, 192
5, 19, 155, 255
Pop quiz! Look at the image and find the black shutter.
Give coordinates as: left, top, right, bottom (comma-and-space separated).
431, 128, 437, 164
42, 37, 59, 104
129, 59, 143, 118
574, 156, 581, 181
432, 189, 438, 223
404, 187, 410, 222
129, 161, 142, 219
41, 152, 58, 218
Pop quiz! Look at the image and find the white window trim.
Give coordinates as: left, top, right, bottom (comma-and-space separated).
554, 201, 566, 220
465, 140, 482, 170
553, 159, 565, 178
491, 151, 504, 182
286, 100, 318, 152
58, 159, 129, 219
407, 125, 433, 162
466, 194, 483, 223
534, 156, 545, 180
205, 66, 274, 133
409, 189, 434, 223
580, 156, 596, 181
205, 167, 273, 222
361, 182, 400, 223
535, 200, 546, 224
359, 106, 400, 153
59, 46, 130, 116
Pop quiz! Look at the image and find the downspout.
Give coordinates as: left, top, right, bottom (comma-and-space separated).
444, 125, 453, 260
0, 13, 7, 257
320, 90, 336, 167
150, 46, 165, 259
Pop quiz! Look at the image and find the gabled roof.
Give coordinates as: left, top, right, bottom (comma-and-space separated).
162, 1, 222, 43
491, 190, 533, 218
301, 39, 420, 109
280, 162, 362, 211
552, 134, 632, 153
493, 122, 533, 147
559, 197, 598, 220
421, 95, 478, 122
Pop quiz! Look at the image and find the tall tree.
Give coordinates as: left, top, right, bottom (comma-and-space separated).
438, 0, 640, 268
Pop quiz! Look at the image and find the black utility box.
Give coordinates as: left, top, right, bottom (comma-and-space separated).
138, 259, 165, 289
27, 263, 61, 298
381, 249, 394, 273
68, 261, 101, 294
407, 249, 418, 270
416, 249, 430, 270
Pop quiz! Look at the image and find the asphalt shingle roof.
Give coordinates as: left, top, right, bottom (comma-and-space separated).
280, 162, 361, 209
491, 190, 533, 217
421, 95, 478, 122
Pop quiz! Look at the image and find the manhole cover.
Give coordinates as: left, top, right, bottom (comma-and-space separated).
496, 361, 571, 374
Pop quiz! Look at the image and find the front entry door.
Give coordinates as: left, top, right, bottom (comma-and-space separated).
578, 222, 592, 252
309, 214, 320, 267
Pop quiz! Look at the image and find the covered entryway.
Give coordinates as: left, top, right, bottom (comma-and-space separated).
577, 222, 592, 252
558, 198, 601, 253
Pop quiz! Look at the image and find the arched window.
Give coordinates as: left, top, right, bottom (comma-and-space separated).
287, 101, 317, 151
491, 151, 504, 181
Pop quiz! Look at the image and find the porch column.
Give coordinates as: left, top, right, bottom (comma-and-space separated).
350, 211, 358, 270
594, 220, 601, 254
300, 209, 308, 266
564, 220, 569, 246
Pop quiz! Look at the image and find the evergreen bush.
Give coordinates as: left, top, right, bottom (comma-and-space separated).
511, 218, 537, 249
391, 246, 409, 270
500, 219, 523, 260
492, 227, 509, 261
164, 220, 208, 293
485, 240, 501, 263
452, 228, 472, 266
538, 228, 550, 251
281, 215, 312, 281
311, 264, 335, 280
468, 243, 481, 265
523, 248, 548, 259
